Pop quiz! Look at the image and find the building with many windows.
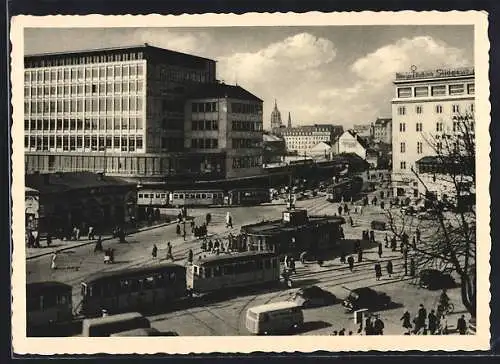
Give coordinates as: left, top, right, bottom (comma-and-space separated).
184, 83, 264, 179
23, 44, 224, 181
372, 117, 392, 144
281, 124, 343, 156
391, 66, 475, 198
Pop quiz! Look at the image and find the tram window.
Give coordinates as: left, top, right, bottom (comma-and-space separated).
138, 193, 143, 198
201, 193, 207, 199
264, 259, 271, 269
42, 294, 57, 308
169, 272, 176, 281
189, 194, 195, 199
213, 266, 222, 277
223, 265, 234, 275
204, 267, 212, 278
143, 276, 155, 289
57, 294, 70, 305
156, 193, 161, 198
195, 193, 201, 199
179, 194, 184, 199
119, 279, 131, 293
173, 194, 178, 199
194, 266, 198, 275
161, 193, 166, 198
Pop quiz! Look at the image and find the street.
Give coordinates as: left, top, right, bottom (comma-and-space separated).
26, 192, 465, 336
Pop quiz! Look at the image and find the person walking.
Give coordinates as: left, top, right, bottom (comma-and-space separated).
370, 230, 375, 243
349, 216, 354, 227
166, 242, 174, 261
182, 225, 187, 241
94, 236, 103, 253
152, 244, 158, 259
364, 315, 374, 335
187, 249, 193, 264
340, 250, 346, 264
428, 310, 438, 335
176, 224, 181, 236
46, 233, 52, 247
338, 205, 343, 216
357, 249, 363, 263
386, 260, 393, 278
384, 233, 389, 248
51, 252, 58, 270
416, 304, 427, 334
416, 228, 421, 242
439, 313, 449, 335
378, 242, 383, 258
373, 316, 385, 335
391, 236, 397, 251
412, 236, 417, 250
401, 310, 412, 334
88, 225, 95, 240
374, 262, 382, 281
300, 251, 307, 264
347, 255, 354, 272
457, 315, 467, 335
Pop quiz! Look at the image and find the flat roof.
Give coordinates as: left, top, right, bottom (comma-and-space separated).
83, 262, 185, 283
249, 301, 301, 314
241, 215, 345, 236
196, 251, 277, 266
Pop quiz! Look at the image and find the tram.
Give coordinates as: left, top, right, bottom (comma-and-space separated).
186, 251, 280, 295
169, 190, 225, 207
137, 189, 169, 207
79, 263, 186, 317
326, 177, 363, 203
27, 281, 73, 333
228, 188, 271, 205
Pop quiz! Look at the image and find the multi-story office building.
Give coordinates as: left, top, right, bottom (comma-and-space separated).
391, 66, 475, 198
23, 44, 219, 180
282, 124, 343, 155
184, 83, 264, 179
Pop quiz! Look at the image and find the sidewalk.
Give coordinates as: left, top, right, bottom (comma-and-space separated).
26, 219, 179, 260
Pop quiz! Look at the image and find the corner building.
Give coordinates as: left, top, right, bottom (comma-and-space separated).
24, 44, 217, 180
391, 67, 475, 198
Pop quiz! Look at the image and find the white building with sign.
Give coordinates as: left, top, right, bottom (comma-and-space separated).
391, 66, 475, 198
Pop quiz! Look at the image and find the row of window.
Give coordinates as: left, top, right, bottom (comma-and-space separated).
232, 138, 262, 149
24, 117, 144, 132
231, 120, 263, 131
172, 192, 224, 200
398, 120, 474, 133
397, 103, 474, 116
193, 258, 277, 278
25, 80, 144, 98
26, 51, 144, 69
27, 294, 71, 311
25, 135, 144, 152
191, 120, 218, 131
191, 138, 218, 149
397, 83, 475, 98
191, 102, 218, 113
25, 96, 144, 114
25, 63, 144, 83
231, 102, 262, 114
156, 67, 212, 84
232, 156, 262, 169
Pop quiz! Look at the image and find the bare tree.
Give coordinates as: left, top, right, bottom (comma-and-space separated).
386, 111, 476, 318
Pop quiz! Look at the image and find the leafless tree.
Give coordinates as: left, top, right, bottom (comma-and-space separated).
386, 111, 476, 318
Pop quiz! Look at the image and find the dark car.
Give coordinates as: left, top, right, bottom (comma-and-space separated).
419, 269, 456, 290
370, 220, 386, 231
342, 287, 391, 311
289, 285, 337, 308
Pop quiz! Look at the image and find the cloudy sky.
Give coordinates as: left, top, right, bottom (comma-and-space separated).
25, 26, 473, 129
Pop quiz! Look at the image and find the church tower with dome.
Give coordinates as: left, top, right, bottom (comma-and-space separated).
270, 99, 282, 130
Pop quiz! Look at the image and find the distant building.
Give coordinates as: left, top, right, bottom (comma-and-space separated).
307, 141, 333, 159
335, 130, 370, 160
392, 66, 475, 197
263, 133, 286, 165
353, 124, 374, 138
372, 117, 392, 144
270, 99, 283, 130
281, 124, 343, 156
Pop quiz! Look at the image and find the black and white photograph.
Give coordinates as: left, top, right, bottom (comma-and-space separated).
11, 12, 490, 354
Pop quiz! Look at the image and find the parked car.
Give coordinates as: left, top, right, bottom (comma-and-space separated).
289, 285, 337, 308
342, 287, 391, 311
371, 220, 387, 231
418, 269, 456, 290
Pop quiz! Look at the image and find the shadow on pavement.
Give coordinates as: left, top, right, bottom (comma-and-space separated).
292, 278, 320, 289
296, 320, 332, 334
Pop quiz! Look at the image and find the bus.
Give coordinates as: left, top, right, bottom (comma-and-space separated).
186, 251, 280, 295
27, 281, 73, 335
228, 188, 271, 206
169, 190, 224, 207
80, 263, 187, 317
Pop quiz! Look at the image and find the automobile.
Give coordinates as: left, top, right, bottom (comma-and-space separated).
418, 269, 456, 290
370, 220, 387, 231
289, 285, 337, 308
342, 287, 391, 311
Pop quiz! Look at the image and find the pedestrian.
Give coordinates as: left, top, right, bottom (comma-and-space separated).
384, 233, 389, 248
359, 205, 363, 215
182, 226, 187, 241
50, 252, 58, 270
416, 228, 421, 242
401, 310, 412, 334
152, 244, 158, 259
88, 225, 95, 240
94, 236, 103, 253
391, 236, 397, 251
338, 205, 343, 215
201, 239, 207, 252
166, 242, 174, 261
176, 224, 181, 236
355, 239, 361, 254
35, 233, 41, 248
338, 328, 346, 335
347, 255, 354, 272
410, 258, 416, 276
365, 315, 373, 335
349, 216, 354, 227
370, 230, 375, 243
457, 315, 467, 335
378, 242, 383, 258
374, 316, 385, 335
190, 219, 195, 233
380, 201, 385, 210
412, 236, 417, 250
207, 239, 213, 252
439, 314, 449, 335
417, 304, 427, 333
357, 249, 363, 263
300, 251, 307, 264
386, 260, 393, 277
188, 249, 193, 264
290, 257, 296, 274
340, 250, 346, 264
75, 226, 81, 240
344, 203, 349, 214
46, 233, 52, 247
428, 310, 438, 335
374, 262, 382, 280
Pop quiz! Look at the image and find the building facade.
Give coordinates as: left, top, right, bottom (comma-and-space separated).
372, 117, 392, 144
335, 130, 369, 160
391, 67, 475, 197
184, 83, 264, 179
353, 123, 374, 139
281, 124, 343, 156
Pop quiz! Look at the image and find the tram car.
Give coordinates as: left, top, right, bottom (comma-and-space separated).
169, 189, 225, 207
326, 177, 363, 203
186, 251, 280, 295
27, 281, 73, 334
137, 189, 169, 207
79, 263, 187, 317
228, 188, 271, 205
